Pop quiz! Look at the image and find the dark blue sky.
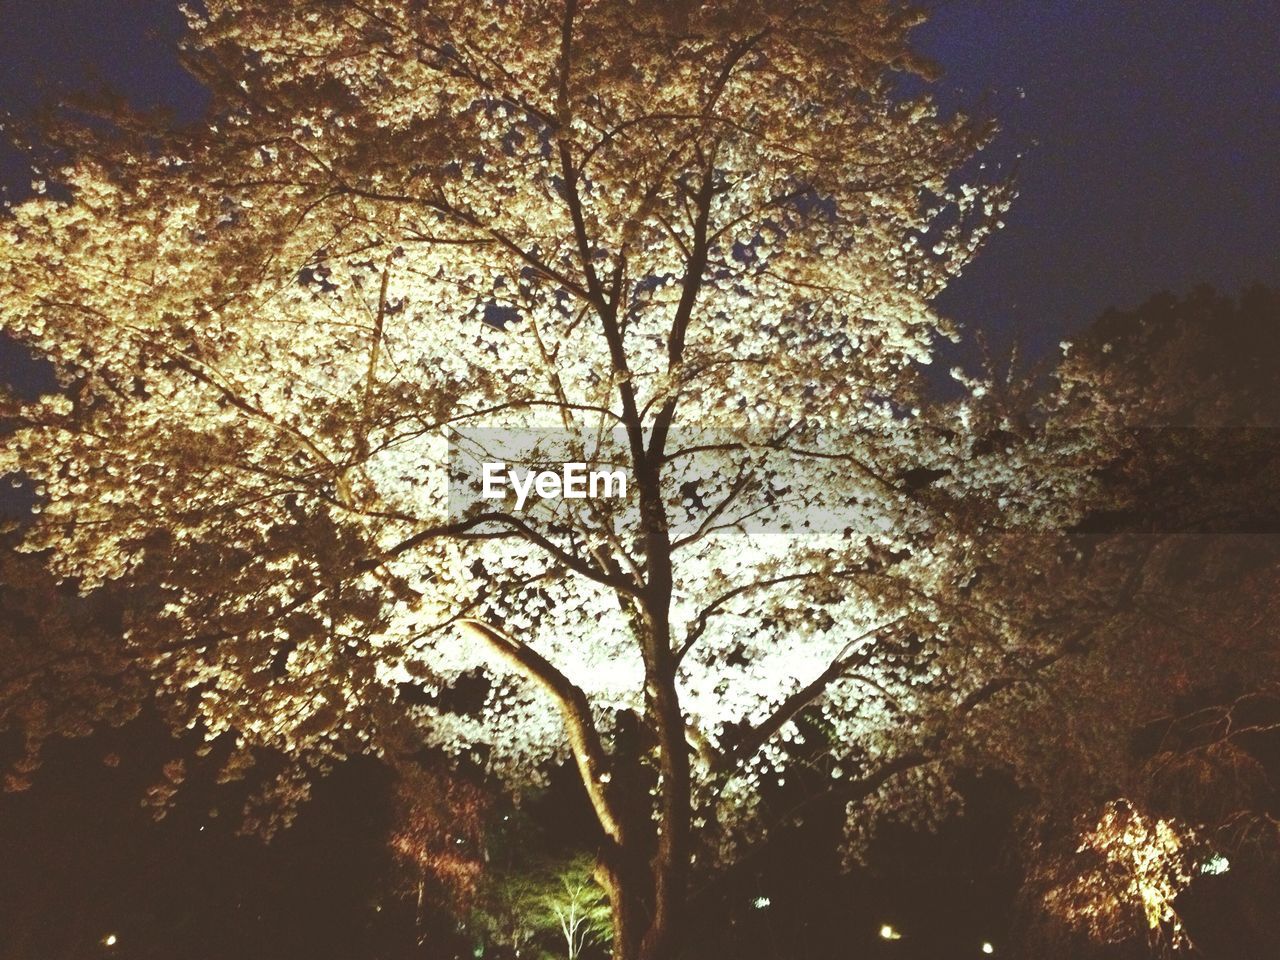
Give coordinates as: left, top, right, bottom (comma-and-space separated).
1, 0, 1278, 364
915, 0, 1279, 353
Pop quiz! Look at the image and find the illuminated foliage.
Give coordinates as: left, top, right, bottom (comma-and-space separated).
0, 3, 1101, 956
0, 541, 143, 791
472, 853, 612, 960
389, 764, 489, 912
1041, 799, 1197, 952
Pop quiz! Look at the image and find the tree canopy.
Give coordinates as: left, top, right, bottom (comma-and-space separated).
0, 3, 1106, 957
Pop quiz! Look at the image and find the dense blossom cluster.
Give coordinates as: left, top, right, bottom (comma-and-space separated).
1044, 800, 1197, 951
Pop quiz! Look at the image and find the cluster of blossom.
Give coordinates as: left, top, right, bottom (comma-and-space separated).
1043, 800, 1198, 950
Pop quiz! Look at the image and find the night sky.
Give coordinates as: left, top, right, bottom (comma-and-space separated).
2, 0, 1277, 368
916, 0, 1280, 356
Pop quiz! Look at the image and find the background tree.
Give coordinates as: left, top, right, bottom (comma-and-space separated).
953, 288, 1280, 957
470, 847, 612, 960
0, 3, 1098, 957
544, 860, 613, 960
387, 761, 490, 943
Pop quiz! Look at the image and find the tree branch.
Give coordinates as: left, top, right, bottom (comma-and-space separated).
458, 617, 624, 846
713, 617, 905, 774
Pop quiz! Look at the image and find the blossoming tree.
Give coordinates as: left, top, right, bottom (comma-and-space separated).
0, 2, 1093, 956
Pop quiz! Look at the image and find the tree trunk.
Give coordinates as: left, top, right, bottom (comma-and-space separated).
600, 840, 687, 960
594, 612, 692, 960
595, 615, 691, 960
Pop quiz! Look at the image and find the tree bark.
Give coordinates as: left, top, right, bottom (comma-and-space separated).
581, 562, 691, 960
599, 826, 689, 960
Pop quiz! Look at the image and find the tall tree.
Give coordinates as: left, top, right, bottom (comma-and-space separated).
0, 3, 1087, 956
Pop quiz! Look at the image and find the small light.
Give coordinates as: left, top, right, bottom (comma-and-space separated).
1201, 854, 1230, 876
982, 942, 995, 955
102, 934, 118, 947
879, 924, 902, 941
752, 896, 771, 909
